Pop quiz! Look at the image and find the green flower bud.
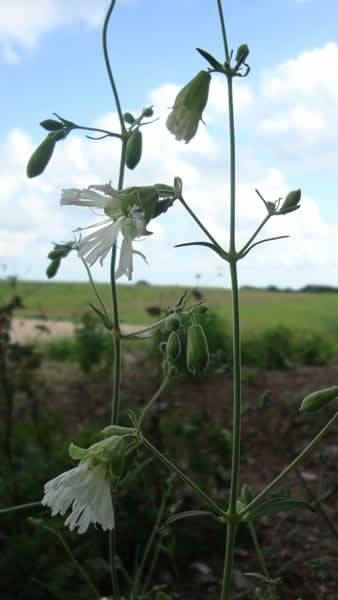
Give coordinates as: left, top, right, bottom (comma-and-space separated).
240, 483, 253, 505
47, 242, 73, 260
186, 323, 209, 374
299, 386, 338, 413
27, 133, 57, 178
165, 314, 181, 332
235, 44, 250, 67
123, 112, 135, 124
143, 106, 154, 117
166, 70, 211, 143
194, 304, 208, 315
166, 331, 181, 362
279, 189, 301, 215
126, 129, 143, 170
46, 258, 61, 279
40, 119, 64, 131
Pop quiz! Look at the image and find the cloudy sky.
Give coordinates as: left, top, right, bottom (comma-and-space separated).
2, 0, 338, 288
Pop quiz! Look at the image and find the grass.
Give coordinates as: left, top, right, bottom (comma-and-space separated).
2, 278, 338, 333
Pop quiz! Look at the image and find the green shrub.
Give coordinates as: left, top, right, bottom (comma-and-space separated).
294, 331, 336, 366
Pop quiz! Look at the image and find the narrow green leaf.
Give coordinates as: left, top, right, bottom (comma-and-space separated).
175, 241, 225, 258
246, 498, 313, 522
196, 47, 223, 71
165, 510, 216, 528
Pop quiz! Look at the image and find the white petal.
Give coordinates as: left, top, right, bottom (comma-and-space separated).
115, 236, 133, 280
78, 220, 121, 266
42, 462, 114, 534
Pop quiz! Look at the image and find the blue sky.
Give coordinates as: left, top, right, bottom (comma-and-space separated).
2, 0, 338, 288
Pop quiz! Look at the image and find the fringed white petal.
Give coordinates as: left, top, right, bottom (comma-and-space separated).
42, 462, 114, 534
78, 220, 122, 266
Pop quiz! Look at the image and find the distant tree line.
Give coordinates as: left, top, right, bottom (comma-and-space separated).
240, 284, 338, 294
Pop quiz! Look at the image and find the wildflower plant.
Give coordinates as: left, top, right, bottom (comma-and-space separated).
2, 1, 338, 598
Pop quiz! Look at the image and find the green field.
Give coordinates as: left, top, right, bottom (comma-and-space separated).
2, 279, 338, 333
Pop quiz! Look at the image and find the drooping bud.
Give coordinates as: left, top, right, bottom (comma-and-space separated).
47, 242, 73, 260
186, 323, 209, 374
46, 258, 61, 279
27, 133, 57, 178
279, 189, 301, 215
166, 331, 182, 362
126, 129, 143, 170
166, 70, 211, 143
299, 386, 338, 413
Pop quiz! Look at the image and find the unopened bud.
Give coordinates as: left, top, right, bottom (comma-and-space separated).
123, 112, 135, 124
279, 189, 301, 214
27, 134, 57, 178
300, 386, 338, 413
235, 44, 250, 67
165, 315, 181, 332
166, 70, 211, 143
126, 130, 143, 170
143, 106, 154, 117
166, 331, 181, 362
186, 323, 209, 374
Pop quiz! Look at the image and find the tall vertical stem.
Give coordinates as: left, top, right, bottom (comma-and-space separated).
217, 1, 242, 597
102, 3, 127, 598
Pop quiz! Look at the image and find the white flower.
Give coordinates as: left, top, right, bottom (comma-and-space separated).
42, 460, 114, 534
61, 184, 148, 280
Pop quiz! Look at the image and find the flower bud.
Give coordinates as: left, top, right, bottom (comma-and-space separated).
166, 331, 181, 362
165, 314, 181, 332
279, 189, 301, 215
126, 129, 143, 170
186, 323, 209, 374
27, 133, 57, 178
166, 70, 211, 143
40, 119, 64, 131
123, 112, 135, 124
235, 44, 250, 67
299, 386, 338, 413
46, 258, 61, 279
143, 106, 154, 117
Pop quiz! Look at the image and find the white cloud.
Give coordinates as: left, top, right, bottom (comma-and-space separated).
254, 43, 338, 173
0, 0, 110, 62
1, 74, 338, 288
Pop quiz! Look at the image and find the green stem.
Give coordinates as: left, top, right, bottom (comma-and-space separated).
240, 413, 338, 520
217, 2, 242, 596
121, 316, 169, 339
138, 376, 170, 428
102, 0, 126, 134
248, 521, 272, 583
179, 196, 225, 253
81, 258, 111, 323
221, 261, 241, 600
131, 480, 173, 598
142, 437, 224, 517
56, 532, 101, 598
238, 214, 271, 257
0, 501, 41, 514
102, 4, 127, 599
75, 124, 121, 139
217, 0, 230, 62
